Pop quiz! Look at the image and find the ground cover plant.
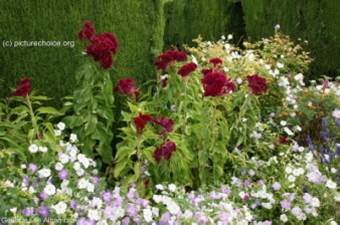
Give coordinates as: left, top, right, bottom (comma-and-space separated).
0, 22, 339, 224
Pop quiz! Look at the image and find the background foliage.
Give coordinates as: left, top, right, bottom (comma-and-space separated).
1, 0, 339, 105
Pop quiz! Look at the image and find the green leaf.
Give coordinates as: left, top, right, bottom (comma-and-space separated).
36, 107, 63, 116
115, 146, 136, 160
114, 157, 130, 178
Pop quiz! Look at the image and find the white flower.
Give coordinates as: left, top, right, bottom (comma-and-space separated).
4, 180, 15, 188
59, 154, 70, 164
88, 209, 101, 221
331, 168, 337, 173
9, 207, 17, 214
332, 109, 340, 118
152, 207, 159, 217
52, 201, 67, 215
285, 166, 293, 174
55, 162, 63, 171
44, 184, 56, 195
77, 178, 89, 189
155, 184, 164, 190
91, 197, 103, 208
38, 169, 51, 178
329, 221, 338, 225
153, 195, 163, 203
143, 208, 153, 222
57, 122, 66, 131
183, 209, 193, 219
78, 154, 90, 168
287, 175, 296, 182
311, 197, 320, 207
61, 180, 69, 189
54, 129, 62, 136
21, 164, 27, 169
227, 34, 233, 40
326, 180, 336, 189
280, 121, 287, 126
73, 162, 81, 171
70, 133, 78, 143
284, 127, 294, 136
86, 183, 95, 192
248, 170, 255, 176
28, 144, 38, 153
277, 62, 284, 68
76, 169, 85, 176
38, 146, 48, 153
167, 201, 180, 215
168, 184, 177, 192
262, 202, 272, 209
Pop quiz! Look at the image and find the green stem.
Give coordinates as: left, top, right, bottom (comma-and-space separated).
26, 97, 39, 141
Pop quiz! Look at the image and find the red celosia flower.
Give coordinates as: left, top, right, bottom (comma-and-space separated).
246, 74, 268, 95
201, 68, 213, 76
209, 58, 223, 67
277, 136, 289, 144
154, 50, 187, 70
177, 62, 197, 77
78, 21, 118, 69
78, 21, 96, 40
12, 78, 31, 97
201, 72, 235, 97
153, 140, 177, 163
155, 117, 174, 135
161, 77, 168, 87
133, 113, 155, 135
114, 78, 139, 98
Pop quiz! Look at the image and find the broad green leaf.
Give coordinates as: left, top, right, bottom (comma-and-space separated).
36, 107, 63, 116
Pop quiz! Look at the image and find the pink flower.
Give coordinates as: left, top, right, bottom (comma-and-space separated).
114, 78, 139, 99
246, 74, 268, 95
177, 62, 197, 77
153, 140, 177, 163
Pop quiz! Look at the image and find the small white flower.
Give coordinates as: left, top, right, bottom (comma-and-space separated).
311, 197, 320, 207
152, 195, 163, 203
77, 154, 90, 168
248, 170, 255, 176
280, 121, 287, 126
61, 180, 69, 189
143, 208, 153, 222
227, 34, 233, 40
168, 184, 177, 192
262, 202, 272, 209
287, 175, 296, 182
167, 201, 180, 215
277, 62, 284, 68
73, 162, 81, 170
155, 184, 164, 190
9, 207, 17, 214
21, 164, 27, 169
77, 178, 89, 189
44, 184, 56, 195
70, 133, 78, 143
28, 144, 38, 153
88, 209, 101, 221
331, 168, 337, 173
285, 166, 293, 174
55, 162, 63, 171
86, 183, 95, 192
325, 180, 336, 189
76, 169, 85, 176
329, 221, 338, 225
38, 169, 51, 178
59, 154, 70, 164
284, 127, 294, 136
152, 207, 159, 217
57, 122, 66, 131
54, 129, 62, 136
39, 146, 48, 153
52, 201, 67, 215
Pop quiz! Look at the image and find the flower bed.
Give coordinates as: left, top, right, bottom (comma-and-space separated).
0, 22, 339, 224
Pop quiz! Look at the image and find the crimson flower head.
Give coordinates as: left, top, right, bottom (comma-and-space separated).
153, 140, 177, 163
133, 113, 155, 135
154, 50, 187, 70
201, 72, 235, 97
115, 78, 139, 99
12, 78, 31, 98
78, 21, 119, 69
155, 117, 174, 135
177, 62, 197, 77
277, 136, 289, 144
209, 58, 223, 67
246, 74, 268, 95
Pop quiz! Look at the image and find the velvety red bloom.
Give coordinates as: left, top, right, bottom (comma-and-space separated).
144, 179, 150, 188
209, 58, 223, 67
78, 21, 96, 40
246, 74, 268, 95
277, 136, 289, 144
154, 50, 187, 70
201, 72, 235, 97
12, 78, 31, 97
161, 77, 168, 87
155, 117, 174, 135
114, 78, 138, 96
79, 21, 119, 69
201, 68, 213, 76
133, 113, 155, 134
153, 140, 177, 163
177, 62, 197, 77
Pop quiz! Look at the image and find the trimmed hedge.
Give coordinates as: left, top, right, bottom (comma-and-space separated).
241, 0, 340, 80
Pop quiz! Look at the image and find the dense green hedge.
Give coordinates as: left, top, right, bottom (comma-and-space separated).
241, 0, 340, 80
0, 1, 166, 107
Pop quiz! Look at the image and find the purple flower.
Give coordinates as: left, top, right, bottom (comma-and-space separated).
122, 217, 130, 225
127, 187, 136, 200
70, 200, 77, 210
132, 218, 142, 225
218, 212, 231, 224
58, 169, 69, 180
243, 180, 252, 186
38, 205, 50, 217
221, 185, 232, 196
28, 163, 38, 173
136, 198, 149, 208
303, 193, 313, 204
91, 177, 100, 184
306, 171, 326, 183
262, 221, 272, 225
160, 212, 171, 225
210, 191, 223, 200
40, 191, 48, 200
114, 197, 124, 207
257, 180, 265, 186
280, 199, 291, 209
22, 207, 35, 216
251, 199, 262, 209
22, 175, 29, 186
291, 206, 302, 217
76, 218, 96, 225
126, 203, 139, 217
102, 191, 113, 203
271, 182, 281, 191
102, 206, 115, 218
